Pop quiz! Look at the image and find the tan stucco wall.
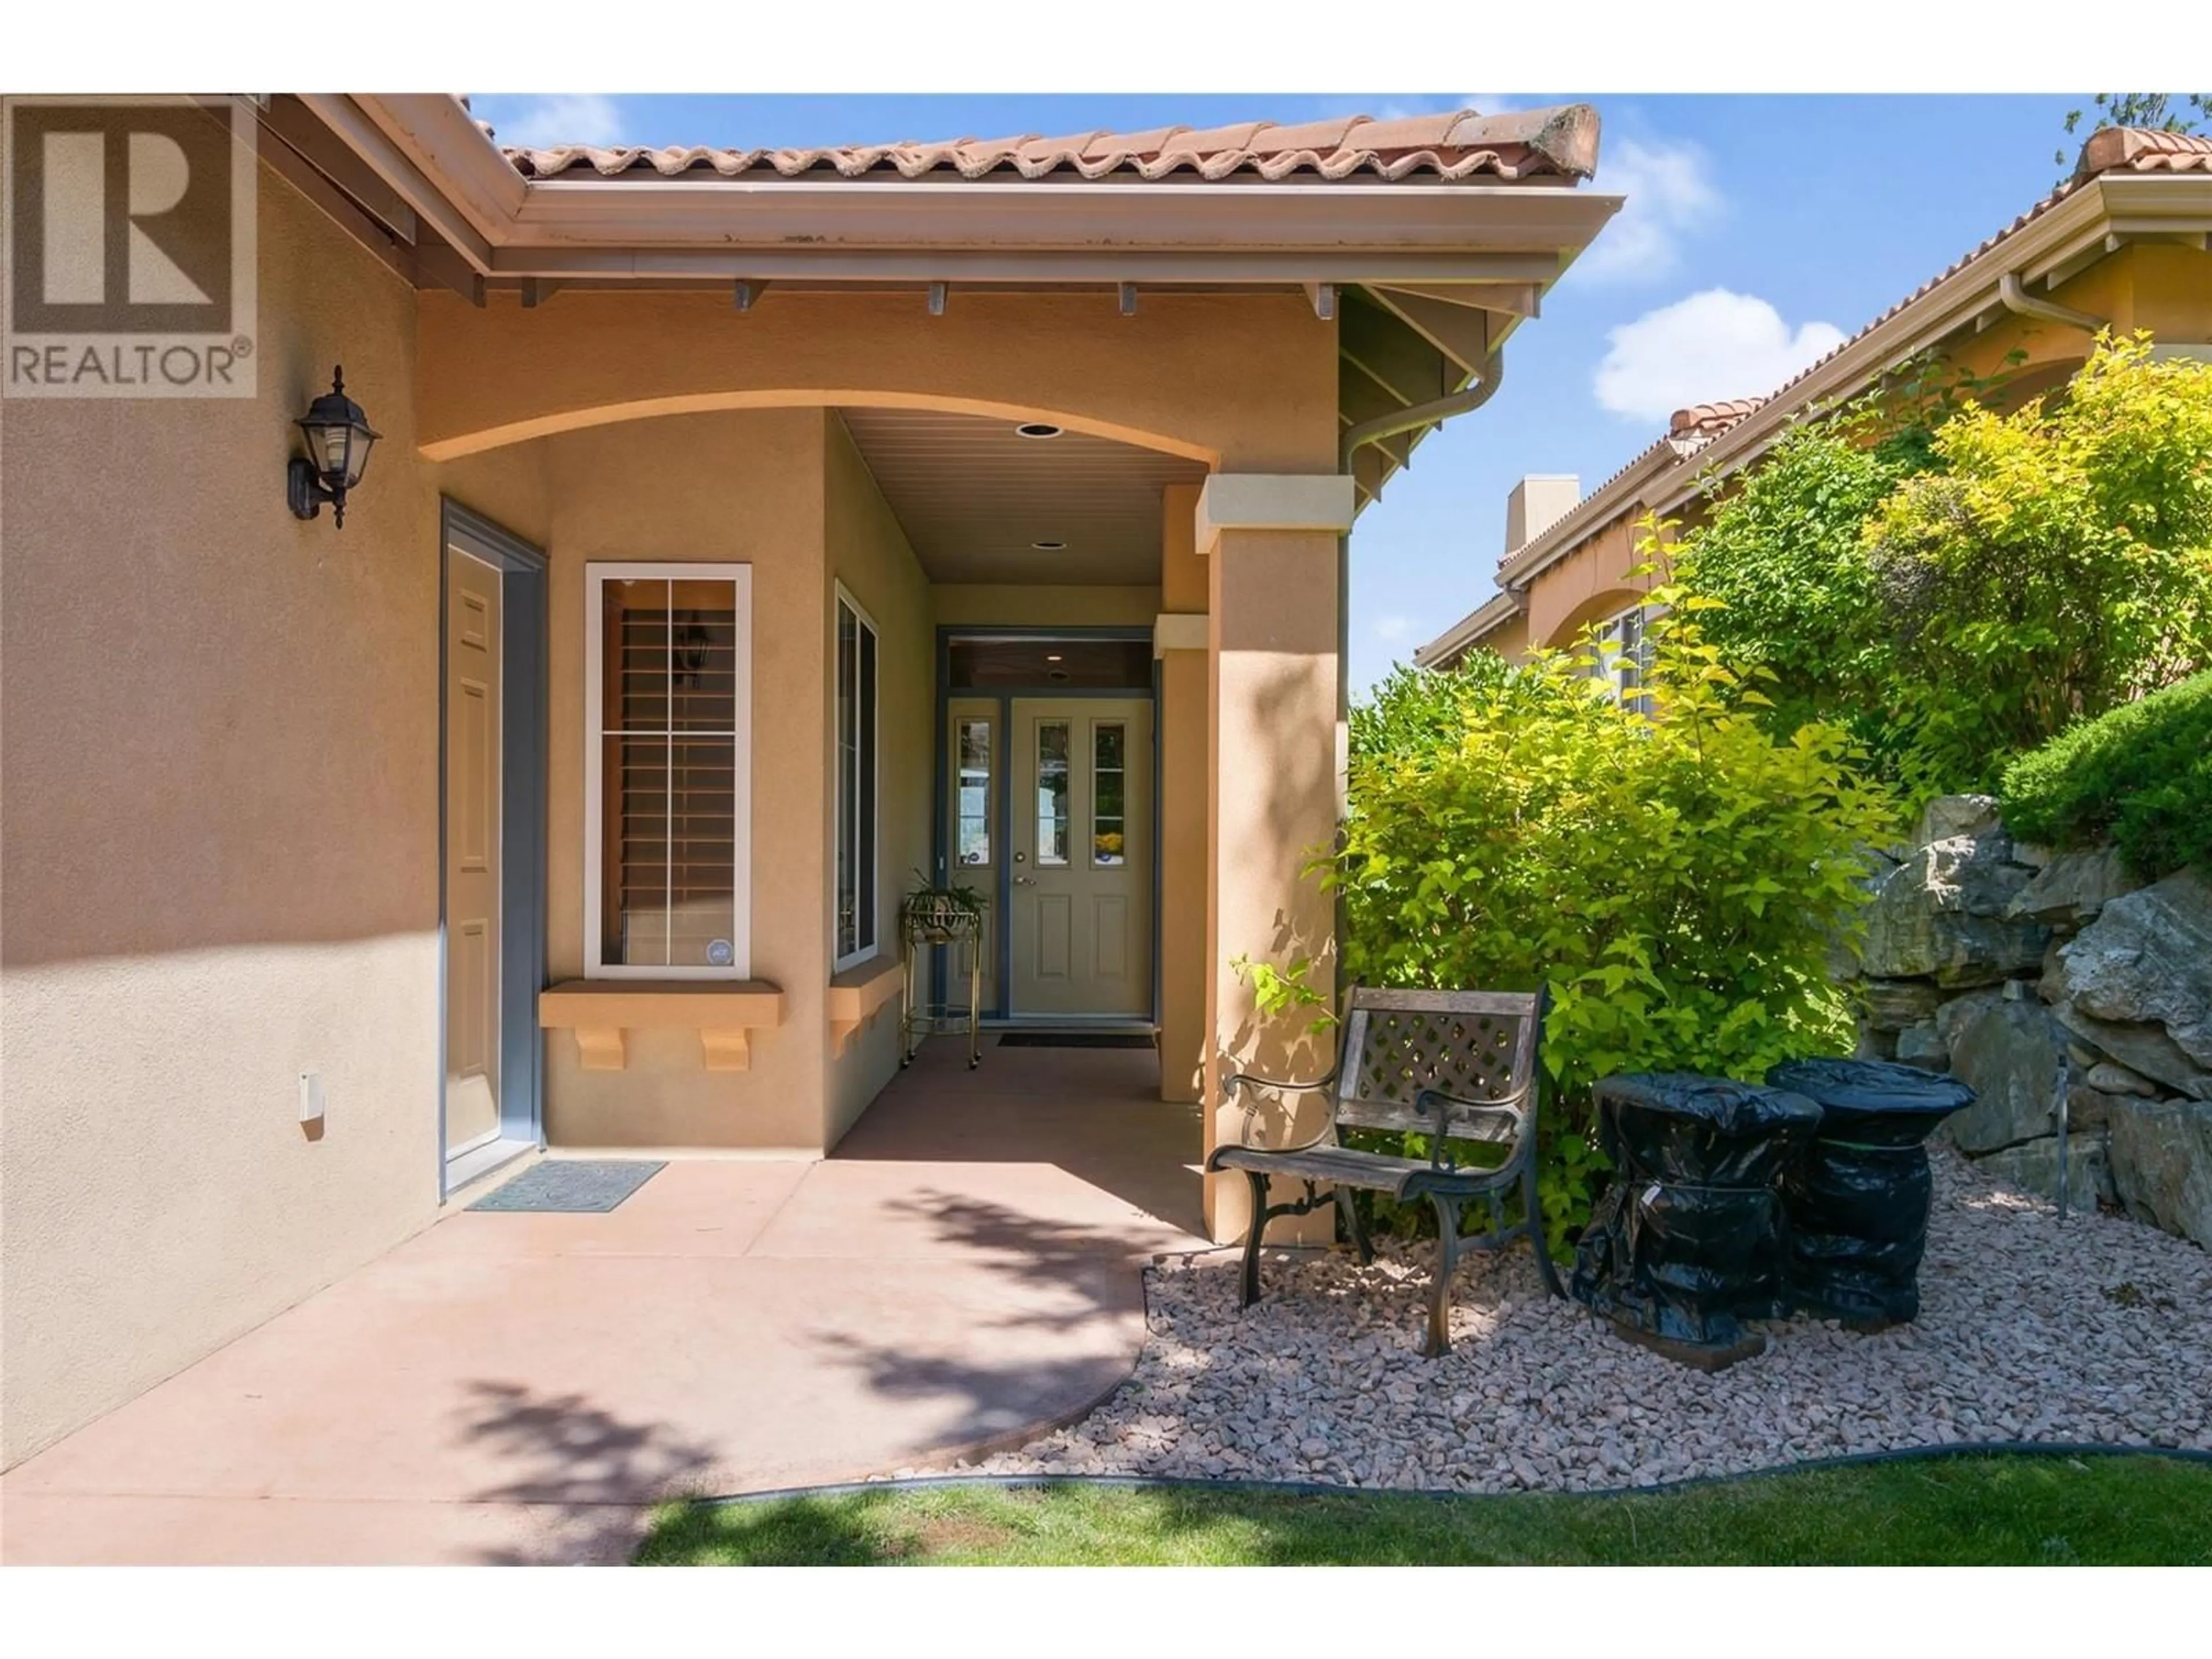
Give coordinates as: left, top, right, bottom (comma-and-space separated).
1479, 611, 1531, 662
1157, 483, 1207, 1103
823, 415, 933, 1148
534, 409, 834, 1152
933, 585, 1162, 628
0, 154, 445, 1467
1527, 513, 1655, 649
1204, 523, 1343, 1241
414, 291, 1340, 473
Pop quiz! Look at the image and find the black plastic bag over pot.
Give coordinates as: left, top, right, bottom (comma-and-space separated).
1571, 1073, 1824, 1352
1765, 1059, 1974, 1147
1764, 1058, 1975, 1328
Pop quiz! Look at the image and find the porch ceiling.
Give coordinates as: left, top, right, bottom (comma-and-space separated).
836, 407, 1207, 586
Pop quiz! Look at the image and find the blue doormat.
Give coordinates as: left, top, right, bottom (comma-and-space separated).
468, 1159, 665, 1213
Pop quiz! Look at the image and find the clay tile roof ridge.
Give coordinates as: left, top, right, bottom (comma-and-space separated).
497, 103, 1603, 184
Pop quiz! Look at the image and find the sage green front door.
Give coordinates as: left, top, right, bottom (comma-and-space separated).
1008, 698, 1153, 1017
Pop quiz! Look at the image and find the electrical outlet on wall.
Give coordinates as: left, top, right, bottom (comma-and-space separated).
299, 1070, 325, 1126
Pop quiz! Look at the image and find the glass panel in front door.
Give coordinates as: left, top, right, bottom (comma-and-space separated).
1035, 720, 1070, 866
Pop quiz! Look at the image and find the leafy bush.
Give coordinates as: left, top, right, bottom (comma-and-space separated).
1328, 596, 1897, 1253
1674, 334, 2212, 800
1865, 335, 2212, 796
1998, 669, 2212, 878
1672, 411, 1929, 772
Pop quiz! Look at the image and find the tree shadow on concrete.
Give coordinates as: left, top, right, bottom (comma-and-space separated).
456, 1380, 719, 1565
800, 1188, 1188, 1458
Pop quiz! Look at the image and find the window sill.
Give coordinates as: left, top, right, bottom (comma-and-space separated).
539, 979, 785, 1073
827, 956, 905, 1056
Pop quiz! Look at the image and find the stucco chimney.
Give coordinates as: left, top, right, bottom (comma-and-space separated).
1506, 475, 1580, 554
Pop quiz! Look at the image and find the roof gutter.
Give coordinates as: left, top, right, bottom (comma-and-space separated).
1340, 346, 1504, 471
1997, 270, 2107, 333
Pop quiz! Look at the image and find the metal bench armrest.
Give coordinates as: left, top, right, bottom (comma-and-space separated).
1218, 1067, 1341, 1158
1413, 1083, 1533, 1167
1222, 1067, 1338, 1100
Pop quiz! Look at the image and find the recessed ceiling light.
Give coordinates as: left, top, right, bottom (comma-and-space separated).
1014, 422, 1063, 440
1030, 539, 1066, 551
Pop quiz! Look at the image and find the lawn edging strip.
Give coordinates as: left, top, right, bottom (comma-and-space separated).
685, 1440, 2212, 1513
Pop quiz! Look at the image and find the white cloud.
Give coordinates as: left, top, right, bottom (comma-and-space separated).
1593, 289, 1847, 425
1374, 615, 1413, 643
486, 94, 626, 150
1571, 137, 1721, 285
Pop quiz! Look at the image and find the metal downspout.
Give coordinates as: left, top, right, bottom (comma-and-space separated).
1997, 271, 2106, 334
1334, 347, 1509, 761
1329, 349, 1508, 967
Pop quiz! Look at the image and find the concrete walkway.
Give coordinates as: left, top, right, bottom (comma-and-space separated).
2, 1043, 1205, 1565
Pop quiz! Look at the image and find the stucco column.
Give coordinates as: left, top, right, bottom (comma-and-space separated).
1156, 483, 1208, 1105
1198, 475, 1355, 1244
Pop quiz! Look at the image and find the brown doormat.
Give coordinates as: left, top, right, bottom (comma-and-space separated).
997, 1032, 1157, 1049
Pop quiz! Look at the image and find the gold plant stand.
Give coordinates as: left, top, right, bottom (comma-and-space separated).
899, 897, 984, 1070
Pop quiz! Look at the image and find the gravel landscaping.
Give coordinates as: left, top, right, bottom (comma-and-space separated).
946, 1150, 2212, 1493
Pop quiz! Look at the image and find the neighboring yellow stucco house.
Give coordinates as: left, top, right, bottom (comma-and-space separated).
1416, 126, 2212, 677
0, 94, 1620, 1465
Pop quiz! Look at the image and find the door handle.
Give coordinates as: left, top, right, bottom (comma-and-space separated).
1013, 876, 1037, 886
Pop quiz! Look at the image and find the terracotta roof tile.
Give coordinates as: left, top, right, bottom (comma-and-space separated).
2076, 126, 2212, 177
1668, 397, 1767, 438
496, 104, 1601, 185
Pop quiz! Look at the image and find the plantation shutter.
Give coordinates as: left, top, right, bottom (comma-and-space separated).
599, 577, 741, 969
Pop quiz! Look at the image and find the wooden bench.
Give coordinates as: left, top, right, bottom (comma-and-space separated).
1207, 987, 1564, 1355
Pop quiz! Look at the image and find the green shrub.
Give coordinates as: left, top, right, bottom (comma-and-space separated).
1998, 669, 2212, 878
1328, 596, 1898, 1253
1673, 411, 1926, 770
1865, 334, 2212, 796
1673, 334, 2212, 800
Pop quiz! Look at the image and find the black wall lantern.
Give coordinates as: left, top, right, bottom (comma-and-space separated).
287, 366, 380, 528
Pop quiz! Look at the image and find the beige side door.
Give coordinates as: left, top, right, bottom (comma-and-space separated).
445, 550, 502, 1156
1009, 698, 1153, 1018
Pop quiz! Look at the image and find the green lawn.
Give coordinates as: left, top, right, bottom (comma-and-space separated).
638, 1453, 2212, 1566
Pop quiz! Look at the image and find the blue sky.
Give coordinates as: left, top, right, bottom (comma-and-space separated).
472, 93, 2093, 691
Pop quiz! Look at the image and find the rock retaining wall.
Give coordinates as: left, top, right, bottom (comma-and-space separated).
1844, 794, 2212, 1250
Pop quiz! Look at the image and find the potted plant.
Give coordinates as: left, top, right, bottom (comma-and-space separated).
901, 871, 987, 942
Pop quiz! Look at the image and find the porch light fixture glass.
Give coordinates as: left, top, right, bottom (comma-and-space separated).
1014, 422, 1063, 440
287, 366, 380, 528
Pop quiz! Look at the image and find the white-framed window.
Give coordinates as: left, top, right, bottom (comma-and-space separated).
584, 563, 752, 979
834, 584, 880, 971
1588, 604, 1656, 714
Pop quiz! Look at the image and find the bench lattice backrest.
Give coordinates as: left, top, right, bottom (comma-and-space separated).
1336, 988, 1544, 1145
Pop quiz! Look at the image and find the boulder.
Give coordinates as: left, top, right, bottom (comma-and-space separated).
1895, 1021, 1948, 1069
2066, 1084, 2124, 1134
2051, 870, 2212, 1100
2055, 1007, 2212, 1105
2105, 1097, 2212, 1249
1854, 831, 2049, 986
1914, 794, 2002, 847
1972, 1132, 2115, 1210
1941, 994, 2067, 1154
2006, 845, 2141, 929
1857, 979, 1942, 1032
2084, 1060, 2158, 1098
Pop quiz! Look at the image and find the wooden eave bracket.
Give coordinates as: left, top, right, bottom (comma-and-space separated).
827, 957, 906, 1057
538, 979, 786, 1074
